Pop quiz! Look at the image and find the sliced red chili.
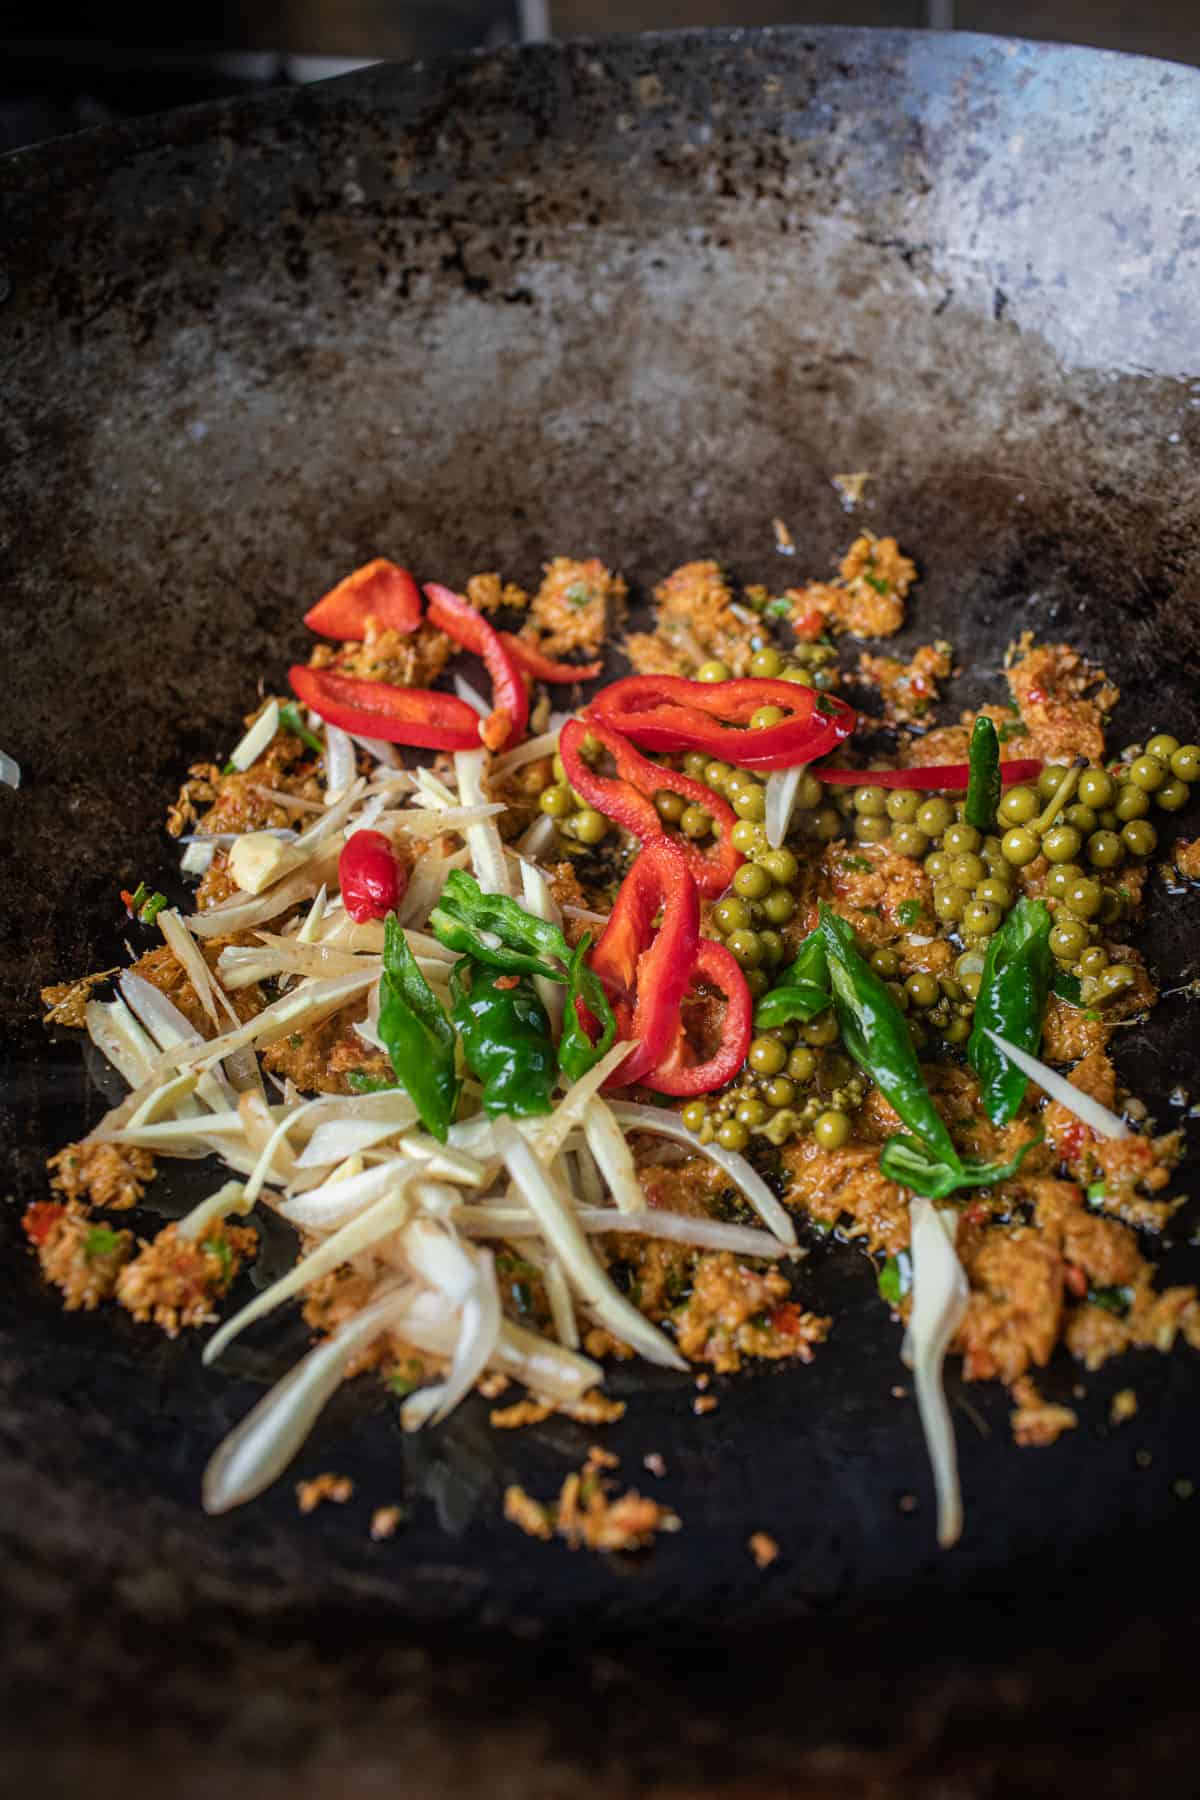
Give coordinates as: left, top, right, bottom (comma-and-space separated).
303, 559, 423, 640
338, 829, 406, 923
423, 582, 529, 753
588, 675, 856, 771
22, 1200, 66, 1246
587, 839, 701, 1089
503, 635, 602, 685
288, 665, 482, 752
639, 938, 753, 1097
560, 719, 742, 898
814, 758, 1043, 790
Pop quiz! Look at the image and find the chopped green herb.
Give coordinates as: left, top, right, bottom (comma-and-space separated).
222, 759, 238, 775
1089, 1284, 1133, 1317
1086, 1180, 1107, 1205
279, 700, 325, 755
863, 572, 890, 595
998, 719, 1030, 744
815, 694, 838, 715
388, 1358, 426, 1398
878, 1250, 913, 1306
140, 891, 168, 925
347, 1070, 398, 1094
84, 1226, 123, 1260
126, 881, 168, 925
202, 1237, 234, 1282
766, 597, 793, 618
564, 581, 592, 608
895, 898, 921, 928
841, 854, 874, 873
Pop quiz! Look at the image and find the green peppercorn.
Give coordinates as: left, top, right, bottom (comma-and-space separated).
943, 1016, 972, 1046
681, 1100, 707, 1132
1001, 827, 1040, 867
976, 875, 1015, 908
716, 1118, 750, 1151
960, 969, 983, 1000
906, 971, 940, 1009
736, 1097, 769, 1127
1087, 829, 1125, 869
1043, 824, 1083, 863
760, 847, 799, 885
762, 887, 796, 925
943, 822, 982, 856
704, 759, 731, 789
1079, 945, 1109, 977
779, 667, 814, 686
794, 773, 823, 811
891, 825, 930, 859
697, 660, 730, 684
1097, 808, 1119, 831
917, 797, 955, 837
764, 1077, 796, 1109
1038, 764, 1071, 800
999, 785, 1040, 825
854, 785, 887, 817
854, 815, 891, 844
751, 705, 786, 729
680, 804, 712, 839
745, 968, 770, 999
1145, 733, 1179, 763
572, 809, 607, 845
1121, 818, 1158, 857
1064, 804, 1098, 834
933, 884, 966, 922
758, 929, 785, 968
886, 789, 921, 822
1078, 767, 1114, 809
655, 789, 686, 823
733, 787, 766, 822
950, 852, 986, 889
813, 807, 842, 842
1064, 877, 1102, 918
925, 851, 952, 881
727, 927, 763, 968
731, 819, 764, 852
733, 862, 771, 900
748, 1035, 788, 1075
1129, 754, 1167, 793
1169, 745, 1200, 783
1098, 964, 1136, 999
1050, 917, 1089, 961
1044, 862, 1081, 898
787, 1046, 818, 1082
1097, 888, 1124, 925
802, 1011, 839, 1047
886, 981, 910, 1013
1114, 784, 1150, 821
683, 752, 710, 780
713, 896, 749, 934
540, 783, 573, 818
749, 646, 783, 678
1156, 778, 1189, 812
963, 899, 1001, 936
813, 1109, 851, 1150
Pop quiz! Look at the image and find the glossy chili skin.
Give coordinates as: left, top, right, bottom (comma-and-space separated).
753, 925, 832, 1029
376, 914, 460, 1142
288, 664, 483, 751
963, 715, 1002, 830
559, 717, 742, 897
304, 559, 423, 638
502, 635, 601, 684
588, 838, 701, 1088
587, 674, 856, 770
640, 937, 752, 1096
423, 582, 529, 752
449, 962, 557, 1118
967, 897, 1054, 1125
338, 829, 405, 923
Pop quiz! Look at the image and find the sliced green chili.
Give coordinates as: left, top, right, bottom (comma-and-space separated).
878, 1129, 1044, 1199
967, 897, 1053, 1126
430, 870, 569, 982
818, 905, 960, 1166
1088, 1284, 1133, 1317
450, 961, 556, 1119
754, 926, 832, 1029
964, 715, 1001, 832
377, 912, 460, 1141
558, 934, 617, 1083
83, 1226, 124, 1260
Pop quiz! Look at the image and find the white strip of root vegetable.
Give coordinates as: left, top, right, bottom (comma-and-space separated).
85, 996, 160, 1089
293, 1114, 413, 1170
902, 1197, 970, 1550
158, 907, 239, 1027
348, 732, 400, 768
202, 1286, 412, 1514
169, 970, 378, 1073
609, 1102, 797, 1246
764, 767, 804, 850
455, 748, 511, 895
227, 699, 280, 772
396, 843, 470, 927
492, 1115, 686, 1371
186, 853, 336, 938
0, 750, 21, 789
400, 1217, 501, 1426
177, 1180, 255, 1242
981, 1028, 1130, 1138
531, 1039, 633, 1166
513, 814, 557, 861
492, 730, 561, 780
456, 1201, 789, 1259
582, 1099, 643, 1215
125, 1071, 201, 1126
323, 724, 357, 803
542, 1255, 579, 1349
519, 858, 566, 1036
181, 840, 215, 877
453, 674, 491, 719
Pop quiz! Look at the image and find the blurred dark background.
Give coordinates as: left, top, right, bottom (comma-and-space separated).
2, 0, 1199, 152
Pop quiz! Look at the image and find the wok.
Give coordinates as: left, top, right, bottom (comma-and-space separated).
3, 27, 1200, 1794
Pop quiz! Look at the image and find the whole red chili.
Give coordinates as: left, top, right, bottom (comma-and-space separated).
559, 718, 742, 897
338, 829, 406, 923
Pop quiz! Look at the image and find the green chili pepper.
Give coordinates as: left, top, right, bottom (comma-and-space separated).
754, 926, 832, 1029
450, 961, 556, 1119
430, 870, 569, 982
878, 1129, 1044, 1199
279, 700, 325, 755
967, 897, 1053, 1126
83, 1226, 124, 1260
377, 912, 460, 1141
964, 715, 1001, 832
201, 1237, 234, 1283
818, 905, 960, 1166
1088, 1284, 1133, 1317
558, 934, 617, 1082
877, 1250, 912, 1305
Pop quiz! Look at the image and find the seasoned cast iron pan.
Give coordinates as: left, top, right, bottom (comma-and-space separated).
4, 28, 1200, 1792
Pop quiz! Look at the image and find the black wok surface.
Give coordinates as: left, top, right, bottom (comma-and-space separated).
3, 27, 1200, 1792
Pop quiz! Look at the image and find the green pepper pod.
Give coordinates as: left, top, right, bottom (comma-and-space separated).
964, 715, 1001, 832
377, 913, 460, 1141
967, 897, 1053, 1125
558, 934, 617, 1083
753, 925, 833, 1029
450, 961, 556, 1118
430, 869, 571, 982
879, 1129, 1044, 1198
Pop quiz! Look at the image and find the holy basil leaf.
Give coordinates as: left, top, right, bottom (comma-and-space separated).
377, 912, 460, 1142
967, 897, 1053, 1126
819, 906, 961, 1167
879, 1129, 1043, 1199
558, 934, 617, 1083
